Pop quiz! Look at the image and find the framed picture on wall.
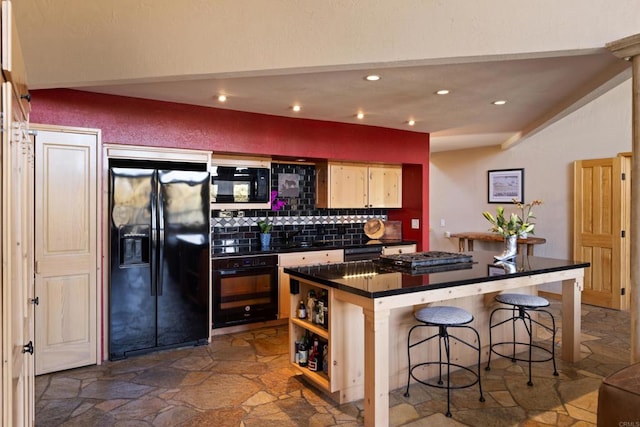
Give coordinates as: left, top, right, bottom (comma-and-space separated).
488, 168, 524, 203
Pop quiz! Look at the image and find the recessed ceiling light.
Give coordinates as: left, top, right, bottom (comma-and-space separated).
356, 112, 365, 120
365, 74, 381, 81
435, 89, 450, 95
492, 100, 507, 105
292, 104, 301, 112
217, 94, 227, 102
407, 119, 415, 126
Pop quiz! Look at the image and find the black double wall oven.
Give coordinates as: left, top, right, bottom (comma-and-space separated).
212, 254, 279, 328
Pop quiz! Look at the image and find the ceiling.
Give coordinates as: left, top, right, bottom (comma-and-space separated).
76, 52, 629, 152
12, 4, 631, 153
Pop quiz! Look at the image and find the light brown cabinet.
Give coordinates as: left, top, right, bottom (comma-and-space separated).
289, 277, 364, 402
381, 243, 416, 255
316, 162, 402, 209
278, 250, 343, 320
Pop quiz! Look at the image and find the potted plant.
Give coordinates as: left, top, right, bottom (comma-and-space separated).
482, 199, 542, 261
257, 218, 272, 250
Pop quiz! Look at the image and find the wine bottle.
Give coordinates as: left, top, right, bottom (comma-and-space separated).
297, 300, 307, 319
308, 336, 319, 371
316, 300, 324, 325
322, 344, 328, 374
321, 290, 329, 328
298, 334, 308, 367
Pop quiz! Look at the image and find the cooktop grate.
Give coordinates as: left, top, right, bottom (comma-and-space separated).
377, 251, 473, 269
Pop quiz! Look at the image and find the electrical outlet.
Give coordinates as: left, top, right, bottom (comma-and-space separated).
411, 219, 420, 229
440, 218, 446, 227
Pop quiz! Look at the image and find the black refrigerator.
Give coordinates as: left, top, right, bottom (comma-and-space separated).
109, 160, 210, 360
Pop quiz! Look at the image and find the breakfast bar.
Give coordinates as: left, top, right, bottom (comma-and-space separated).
284, 251, 589, 427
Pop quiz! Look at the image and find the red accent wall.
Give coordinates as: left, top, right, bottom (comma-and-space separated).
30, 89, 430, 247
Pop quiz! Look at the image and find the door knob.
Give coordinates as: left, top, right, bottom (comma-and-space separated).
22, 341, 34, 355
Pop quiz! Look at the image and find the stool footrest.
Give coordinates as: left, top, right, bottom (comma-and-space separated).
408, 362, 480, 391
488, 341, 555, 364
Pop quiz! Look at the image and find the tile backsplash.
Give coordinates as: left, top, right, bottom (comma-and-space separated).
211, 162, 388, 250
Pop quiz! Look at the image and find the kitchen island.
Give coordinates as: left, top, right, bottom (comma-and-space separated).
284, 251, 589, 427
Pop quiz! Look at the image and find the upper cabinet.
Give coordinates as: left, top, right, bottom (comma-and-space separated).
2, 1, 30, 119
367, 165, 402, 208
316, 162, 402, 209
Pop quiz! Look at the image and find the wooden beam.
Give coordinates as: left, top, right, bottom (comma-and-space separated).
608, 33, 640, 363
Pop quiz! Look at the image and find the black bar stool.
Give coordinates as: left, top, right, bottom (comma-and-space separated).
485, 293, 558, 386
404, 306, 485, 417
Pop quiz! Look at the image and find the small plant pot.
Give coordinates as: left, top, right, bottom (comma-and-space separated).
260, 233, 271, 250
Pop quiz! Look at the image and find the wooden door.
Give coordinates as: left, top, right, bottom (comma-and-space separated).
329, 163, 367, 208
368, 165, 402, 208
34, 128, 99, 374
2, 81, 35, 427
573, 154, 630, 310
2, 2, 34, 424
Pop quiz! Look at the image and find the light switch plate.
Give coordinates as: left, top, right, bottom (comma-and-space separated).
411, 219, 420, 229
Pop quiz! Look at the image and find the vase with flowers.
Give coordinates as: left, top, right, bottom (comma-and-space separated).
256, 191, 287, 250
257, 218, 273, 250
482, 199, 542, 261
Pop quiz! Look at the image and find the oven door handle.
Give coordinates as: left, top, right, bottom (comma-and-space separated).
218, 269, 240, 276
217, 267, 273, 276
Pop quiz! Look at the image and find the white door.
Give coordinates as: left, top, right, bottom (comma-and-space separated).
34, 128, 99, 374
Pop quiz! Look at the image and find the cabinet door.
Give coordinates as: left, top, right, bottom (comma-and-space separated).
329, 163, 368, 208
368, 165, 402, 208
1, 1, 29, 118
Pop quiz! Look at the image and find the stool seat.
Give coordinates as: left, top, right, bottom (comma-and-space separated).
495, 293, 550, 308
415, 306, 473, 325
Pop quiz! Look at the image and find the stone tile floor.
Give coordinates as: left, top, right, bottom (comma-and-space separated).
35, 301, 630, 426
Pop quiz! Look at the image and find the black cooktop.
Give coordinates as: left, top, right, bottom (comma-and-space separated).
378, 251, 473, 269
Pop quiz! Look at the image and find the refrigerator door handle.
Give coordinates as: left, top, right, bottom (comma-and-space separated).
150, 176, 158, 296
157, 185, 165, 296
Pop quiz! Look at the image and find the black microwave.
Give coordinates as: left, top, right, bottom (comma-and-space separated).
211, 161, 271, 209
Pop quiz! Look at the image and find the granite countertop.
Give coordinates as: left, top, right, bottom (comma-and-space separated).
211, 239, 417, 258
283, 251, 590, 299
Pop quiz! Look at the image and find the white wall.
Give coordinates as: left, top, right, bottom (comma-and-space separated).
429, 78, 632, 292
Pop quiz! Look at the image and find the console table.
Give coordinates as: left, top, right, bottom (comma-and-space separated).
451, 231, 546, 255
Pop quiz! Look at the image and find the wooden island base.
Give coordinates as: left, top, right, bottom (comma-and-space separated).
285, 252, 587, 427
